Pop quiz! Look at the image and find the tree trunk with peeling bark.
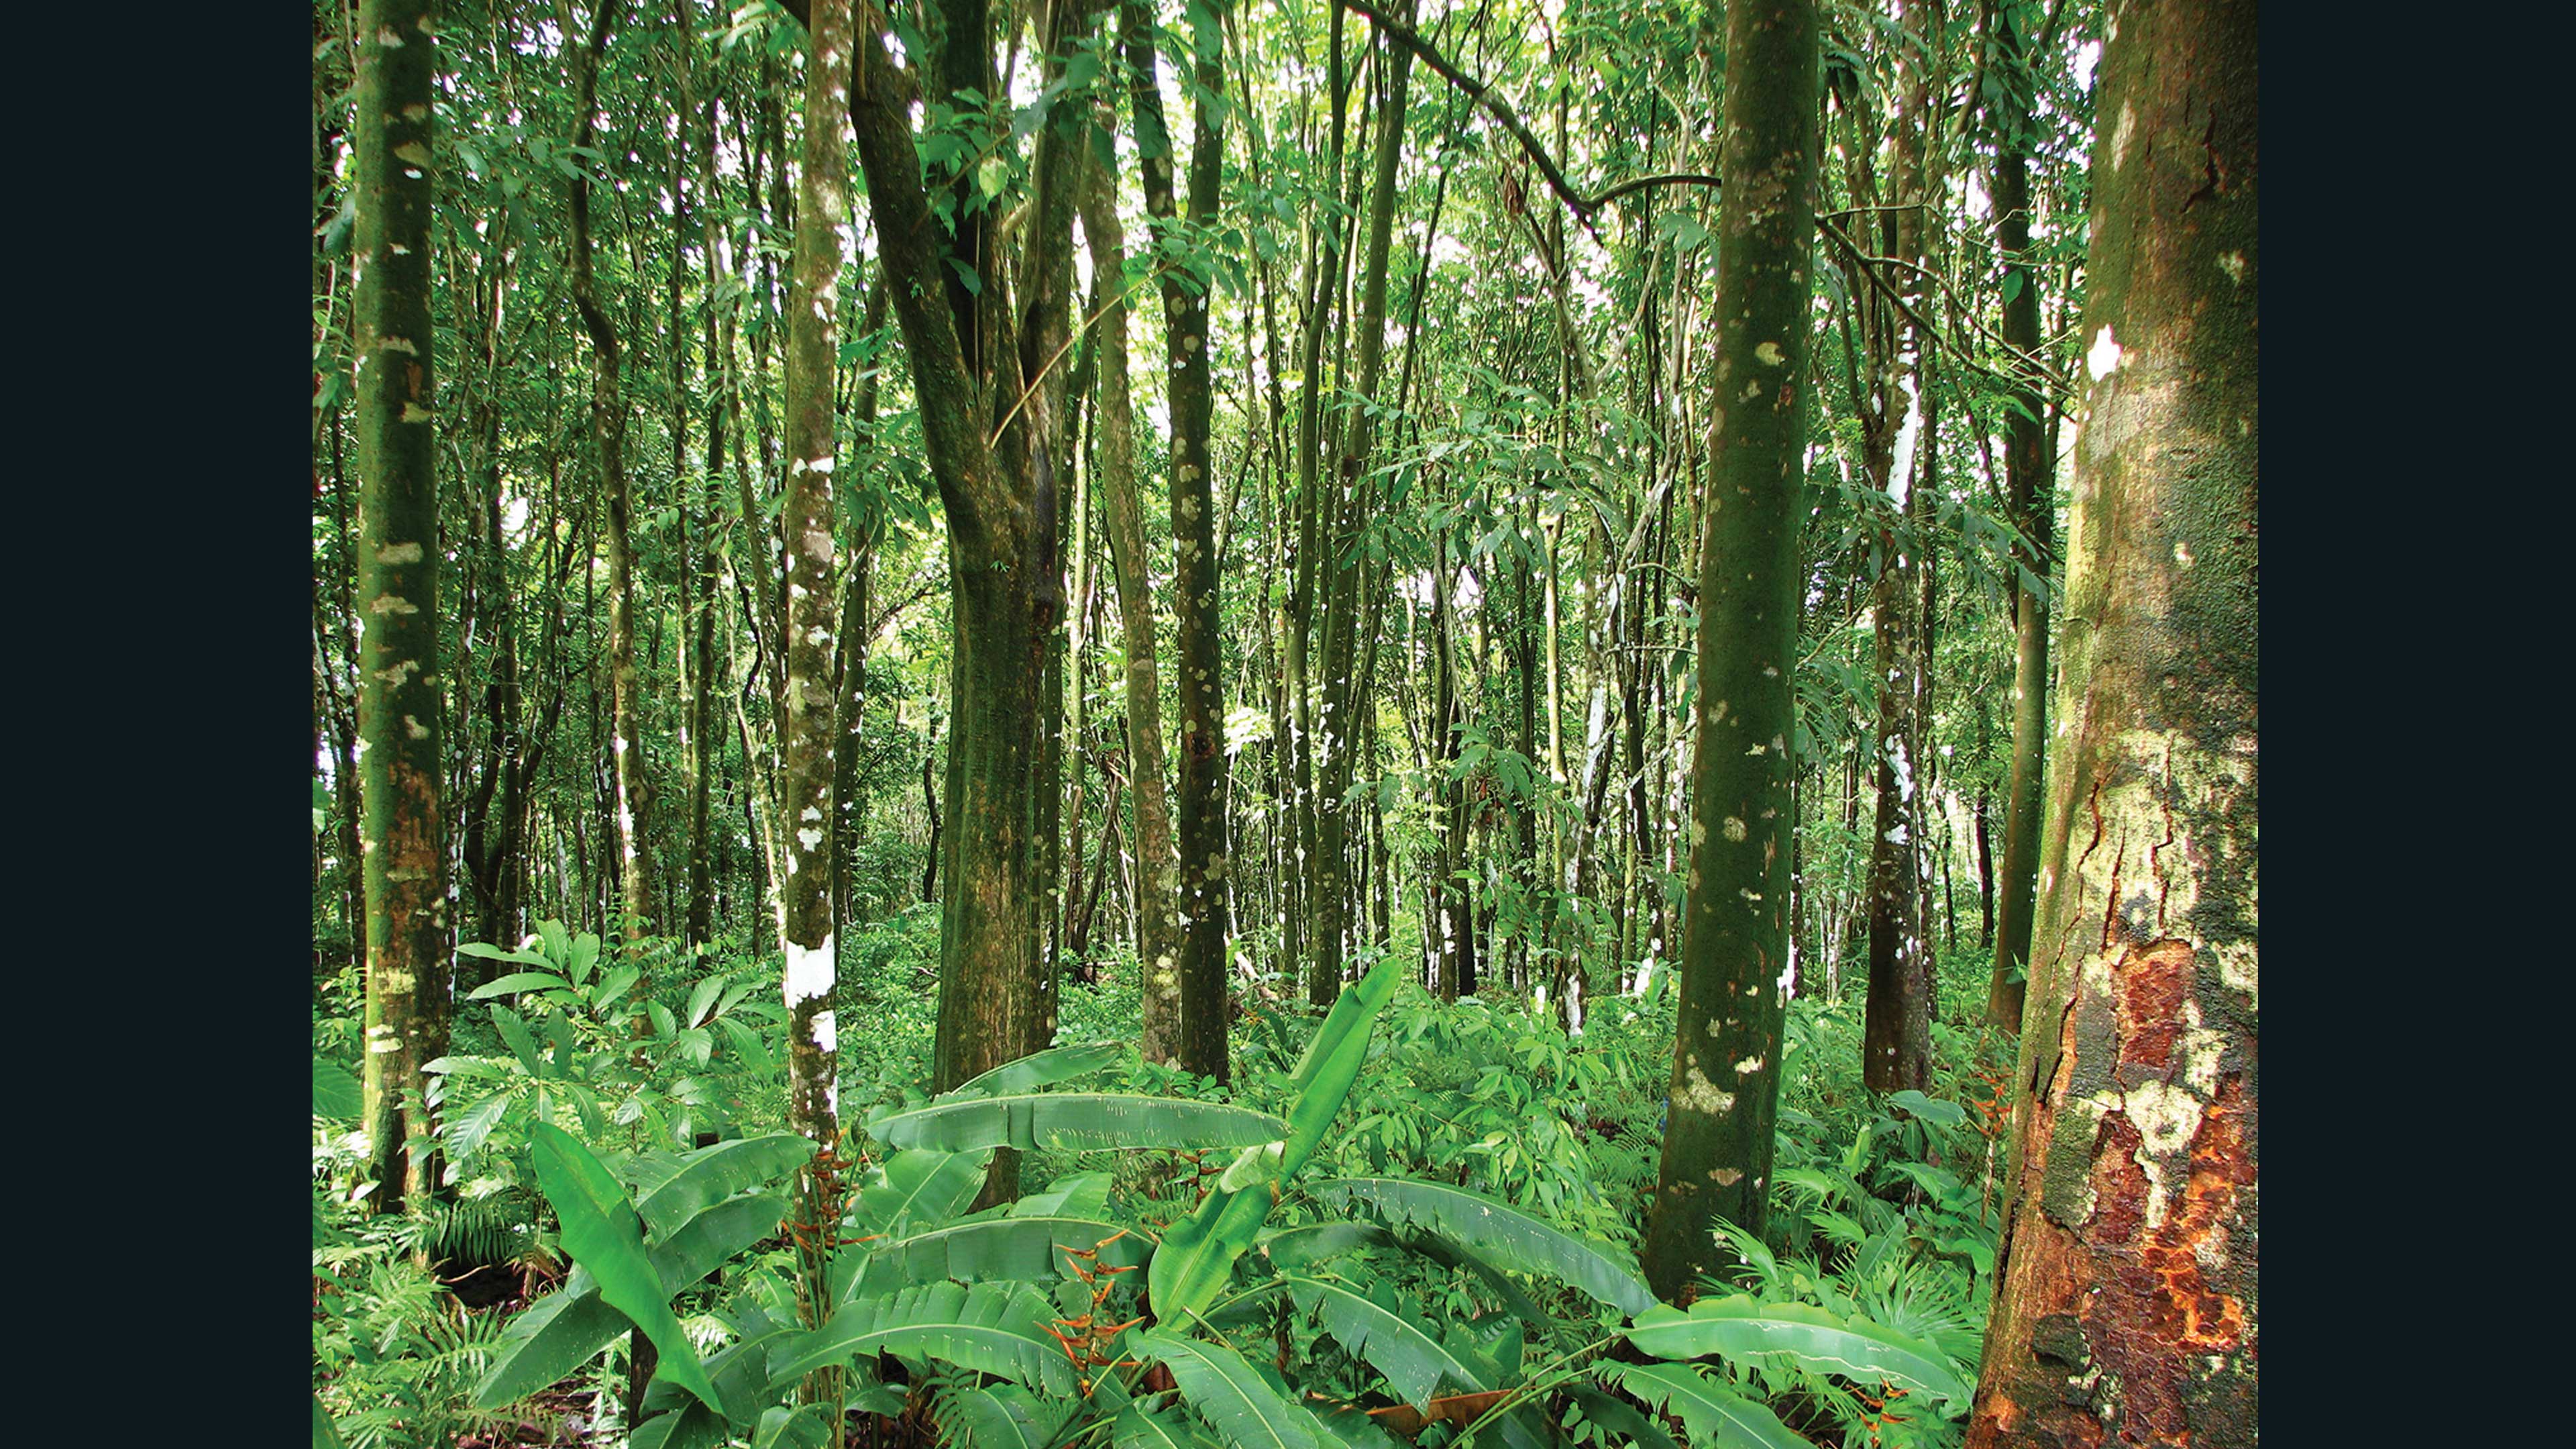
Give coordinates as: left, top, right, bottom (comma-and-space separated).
1639, 0, 1816, 1302
352, 0, 449, 1217
1078, 140, 1183, 1065
776, 0, 851, 1408
1968, 1, 2257, 1440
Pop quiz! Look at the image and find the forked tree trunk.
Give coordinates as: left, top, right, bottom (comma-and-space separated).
1640, 0, 1817, 1301
1968, 1, 2257, 1440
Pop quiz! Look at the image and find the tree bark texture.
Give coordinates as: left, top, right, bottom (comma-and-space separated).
1640, 0, 1816, 1302
1968, 2, 2256, 1441
353, 0, 449, 1215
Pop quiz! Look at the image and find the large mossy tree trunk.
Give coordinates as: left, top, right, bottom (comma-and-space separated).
1985, 0, 2053, 1031
1639, 0, 1817, 1302
1077, 140, 1183, 1065
827, 0, 1089, 1202
1124, 0, 1232, 1083
352, 0, 449, 1217
1967, 1, 2257, 1441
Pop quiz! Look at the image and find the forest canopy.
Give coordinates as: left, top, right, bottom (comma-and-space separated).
311, 1, 2255, 1445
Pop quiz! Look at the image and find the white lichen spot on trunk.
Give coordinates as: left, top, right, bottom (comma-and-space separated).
1676, 1064, 1736, 1115
784, 933, 837, 1005
377, 541, 425, 566
2087, 325, 2126, 380
811, 1009, 838, 1054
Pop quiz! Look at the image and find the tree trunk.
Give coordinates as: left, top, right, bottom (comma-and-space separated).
1077, 141, 1182, 1063
352, 0, 449, 1216
1986, 0, 2056, 1032
1126, 0, 1232, 1083
1640, 0, 1816, 1301
777, 0, 853, 1407
1968, 3, 2257, 1442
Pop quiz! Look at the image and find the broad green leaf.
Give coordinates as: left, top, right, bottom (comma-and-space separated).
941, 1041, 1124, 1099
526, 1124, 725, 1415
849, 1215, 1151, 1299
1134, 1330, 1316, 1449
492, 1005, 542, 1075
312, 1395, 345, 1449
1563, 1385, 1676, 1449
1011, 1169, 1114, 1218
770, 1280, 1073, 1395
458, 943, 555, 966
478, 1189, 780, 1409
636, 1133, 812, 1239
1311, 1177, 1654, 1317
751, 1405, 833, 1449
871, 1093, 1287, 1154
1116, 1401, 1213, 1449
943, 1385, 1066, 1449
686, 975, 725, 1029
313, 1057, 362, 1120
1150, 960, 1402, 1322
1258, 1220, 1394, 1270
1282, 1273, 1487, 1410
629, 1401, 727, 1449
1611, 1364, 1809, 1449
1623, 1295, 1970, 1404
470, 971, 574, 1000
849, 1146, 994, 1238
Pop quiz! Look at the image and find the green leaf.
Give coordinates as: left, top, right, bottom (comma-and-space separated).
311, 1395, 346, 1449
1310, 1177, 1656, 1318
871, 1093, 1287, 1154
636, 1133, 813, 1239
1563, 1385, 1676, 1449
686, 975, 726, 1029
941, 1041, 1124, 1099
313, 1057, 363, 1120
849, 1146, 995, 1238
1611, 1364, 1809, 1449
489, 1119, 747, 1413
770, 1280, 1073, 1394
630, 1401, 729, 1449
1134, 1330, 1316, 1449
492, 1006, 542, 1075
944, 1384, 1065, 1449
751, 1405, 834, 1449
850, 1215, 1151, 1299
1257, 1220, 1393, 1271
458, 943, 555, 965
1115, 1401, 1212, 1449
470, 971, 574, 1000
1622, 1295, 1970, 1405
1150, 960, 1403, 1322
1281, 1273, 1487, 1410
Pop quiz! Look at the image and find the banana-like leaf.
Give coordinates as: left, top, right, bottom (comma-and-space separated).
630, 1402, 729, 1449
849, 1215, 1152, 1300
470, 970, 575, 1000
1012, 1170, 1114, 1219
1389, 1229, 1552, 1326
1116, 1401, 1214, 1449
1150, 960, 1403, 1322
871, 1093, 1287, 1155
848, 1146, 994, 1238
1622, 1295, 1970, 1405
770, 1280, 1073, 1395
476, 1191, 784, 1408
1562, 1385, 1676, 1449
750, 1405, 834, 1449
943, 1385, 1067, 1449
942, 1042, 1126, 1100
1133, 1330, 1318, 1449
1611, 1364, 1809, 1449
1281, 1273, 1487, 1411
525, 1123, 726, 1415
636, 1133, 812, 1238
1310, 1177, 1655, 1318
1258, 1220, 1394, 1271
